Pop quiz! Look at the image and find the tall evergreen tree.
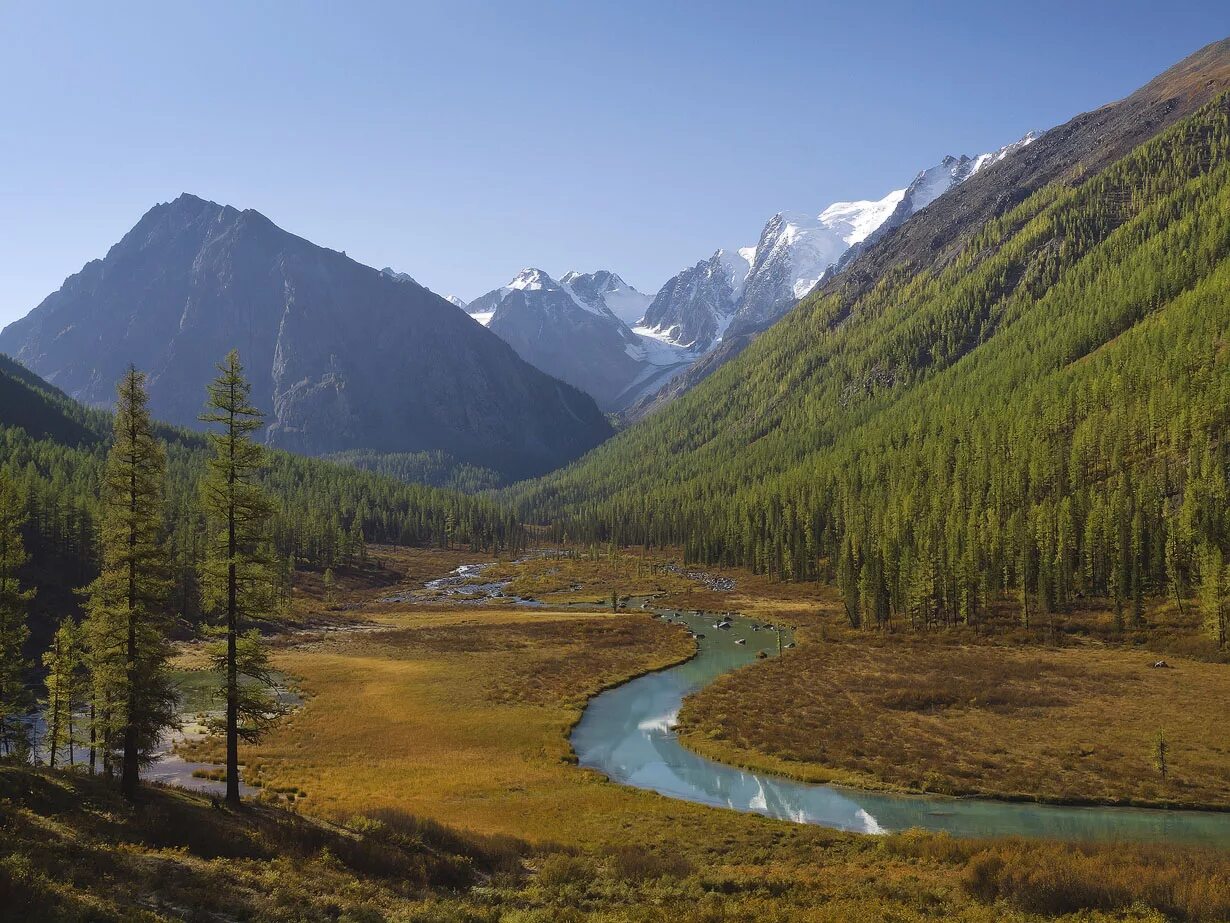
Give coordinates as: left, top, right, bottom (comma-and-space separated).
83, 367, 177, 799
0, 473, 34, 757
1199, 544, 1228, 649
42, 618, 83, 768
200, 350, 279, 806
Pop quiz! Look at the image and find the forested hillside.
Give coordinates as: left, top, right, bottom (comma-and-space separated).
515, 90, 1230, 637
0, 356, 524, 648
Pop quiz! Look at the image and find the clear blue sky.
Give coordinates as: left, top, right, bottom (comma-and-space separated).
1, 1, 1226, 324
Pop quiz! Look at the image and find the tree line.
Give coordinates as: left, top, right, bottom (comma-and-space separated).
1, 367, 526, 637
0, 349, 525, 803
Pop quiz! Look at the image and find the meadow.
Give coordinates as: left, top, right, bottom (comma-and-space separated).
164, 546, 1230, 921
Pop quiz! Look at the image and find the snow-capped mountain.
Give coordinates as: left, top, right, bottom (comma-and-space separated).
642, 133, 1039, 350
445, 294, 468, 310
637, 248, 752, 350
834, 132, 1044, 275
469, 268, 693, 411
560, 270, 651, 325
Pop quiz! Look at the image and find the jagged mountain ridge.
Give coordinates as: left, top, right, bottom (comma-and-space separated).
641, 138, 1038, 353
469, 267, 691, 411
0, 195, 612, 479
511, 36, 1230, 578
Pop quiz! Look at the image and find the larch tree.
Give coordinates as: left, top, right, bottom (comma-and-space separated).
83, 367, 177, 799
0, 473, 34, 758
1199, 544, 1228, 649
200, 350, 279, 807
42, 618, 83, 768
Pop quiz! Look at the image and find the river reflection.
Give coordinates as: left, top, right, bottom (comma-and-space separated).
572, 610, 1230, 847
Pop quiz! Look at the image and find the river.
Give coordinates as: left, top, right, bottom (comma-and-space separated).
572, 608, 1230, 847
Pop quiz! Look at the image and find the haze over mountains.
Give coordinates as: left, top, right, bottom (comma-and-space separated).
0, 195, 611, 480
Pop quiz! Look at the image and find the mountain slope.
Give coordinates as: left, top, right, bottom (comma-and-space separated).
471, 268, 693, 411
0, 353, 103, 446
513, 42, 1230, 622
640, 142, 1034, 356
0, 196, 611, 480
825, 38, 1230, 310
637, 248, 751, 350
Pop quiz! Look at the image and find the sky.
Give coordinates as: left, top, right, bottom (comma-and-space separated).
1, 1, 1227, 325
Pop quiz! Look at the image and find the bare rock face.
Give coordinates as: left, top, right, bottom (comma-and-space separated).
0, 195, 611, 479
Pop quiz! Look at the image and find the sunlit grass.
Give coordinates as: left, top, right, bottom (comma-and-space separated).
153, 547, 1230, 920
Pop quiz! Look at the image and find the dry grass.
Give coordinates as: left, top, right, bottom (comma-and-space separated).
678, 635, 1230, 807
157, 548, 1230, 921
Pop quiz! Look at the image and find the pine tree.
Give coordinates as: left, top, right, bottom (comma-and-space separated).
0, 473, 35, 757
200, 350, 279, 806
82, 367, 177, 799
1199, 544, 1227, 649
42, 618, 83, 768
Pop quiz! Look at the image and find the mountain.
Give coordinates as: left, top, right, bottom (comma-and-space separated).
831, 132, 1043, 276
513, 39, 1230, 612
469, 268, 693, 411
382, 267, 468, 311
639, 139, 1038, 354
0, 352, 102, 447
560, 270, 651, 325
0, 195, 611, 480
0, 351, 526, 656
638, 248, 752, 350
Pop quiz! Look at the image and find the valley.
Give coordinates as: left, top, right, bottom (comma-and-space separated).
87, 546, 1230, 919
3, 20, 1230, 923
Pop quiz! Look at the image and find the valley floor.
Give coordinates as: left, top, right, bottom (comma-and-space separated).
677, 602, 1230, 810
9, 546, 1230, 921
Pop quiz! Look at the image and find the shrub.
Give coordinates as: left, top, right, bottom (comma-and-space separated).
535, 853, 596, 889
607, 844, 693, 882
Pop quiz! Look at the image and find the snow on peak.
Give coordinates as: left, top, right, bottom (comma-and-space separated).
716, 247, 754, 298
746, 189, 907, 302
815, 188, 907, 245
509, 267, 554, 291
969, 130, 1042, 175
445, 294, 467, 310
559, 269, 651, 324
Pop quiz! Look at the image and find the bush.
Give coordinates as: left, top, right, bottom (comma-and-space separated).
959, 840, 1230, 921
607, 845, 693, 882
536, 853, 596, 889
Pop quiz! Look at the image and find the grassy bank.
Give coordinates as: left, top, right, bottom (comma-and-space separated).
667, 558, 1230, 811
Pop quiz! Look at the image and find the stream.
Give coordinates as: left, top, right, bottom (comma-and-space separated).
572, 609, 1230, 847
29, 668, 295, 798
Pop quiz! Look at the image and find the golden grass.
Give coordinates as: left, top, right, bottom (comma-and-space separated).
679, 638, 1230, 807
162, 547, 1230, 920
